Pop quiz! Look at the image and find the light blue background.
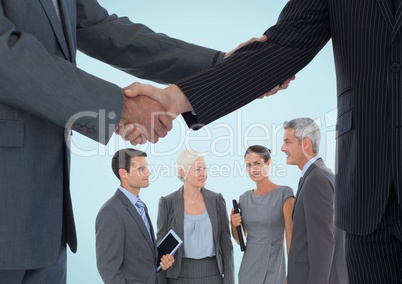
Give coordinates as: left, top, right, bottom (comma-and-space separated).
68, 0, 337, 282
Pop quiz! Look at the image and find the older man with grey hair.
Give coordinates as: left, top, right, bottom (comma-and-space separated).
281, 117, 348, 284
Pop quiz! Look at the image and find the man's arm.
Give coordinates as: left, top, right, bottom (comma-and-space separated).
0, 6, 124, 144
76, 0, 221, 84
121, 74, 294, 144
123, 0, 329, 138
173, 0, 330, 128
0, 0, 222, 147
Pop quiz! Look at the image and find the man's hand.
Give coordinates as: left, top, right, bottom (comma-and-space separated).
116, 84, 174, 145
122, 74, 296, 143
224, 35, 268, 59
119, 32, 296, 145
124, 83, 190, 119
223, 35, 295, 97
259, 76, 296, 98
160, 254, 174, 271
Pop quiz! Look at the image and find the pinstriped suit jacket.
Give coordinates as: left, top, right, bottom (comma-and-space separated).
176, 0, 402, 236
0, 0, 219, 270
156, 187, 234, 284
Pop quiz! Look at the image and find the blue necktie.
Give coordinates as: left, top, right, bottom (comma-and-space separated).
136, 198, 152, 240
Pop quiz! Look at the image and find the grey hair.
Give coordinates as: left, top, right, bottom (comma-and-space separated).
176, 149, 204, 182
283, 117, 321, 153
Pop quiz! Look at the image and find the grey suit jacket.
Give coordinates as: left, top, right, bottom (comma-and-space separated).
287, 159, 348, 284
96, 190, 158, 284
174, 0, 402, 236
0, 0, 219, 270
156, 187, 234, 284
0, 0, 217, 269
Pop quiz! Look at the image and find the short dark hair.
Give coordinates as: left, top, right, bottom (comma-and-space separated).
244, 145, 271, 163
111, 148, 147, 180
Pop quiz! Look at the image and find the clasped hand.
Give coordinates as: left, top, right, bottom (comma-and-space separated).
115, 35, 295, 145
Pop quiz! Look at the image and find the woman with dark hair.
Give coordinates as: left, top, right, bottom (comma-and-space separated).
231, 145, 294, 284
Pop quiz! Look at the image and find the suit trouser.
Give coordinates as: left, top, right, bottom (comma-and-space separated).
0, 243, 66, 284
345, 187, 402, 284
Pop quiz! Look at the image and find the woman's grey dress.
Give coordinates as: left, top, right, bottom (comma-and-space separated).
238, 186, 294, 284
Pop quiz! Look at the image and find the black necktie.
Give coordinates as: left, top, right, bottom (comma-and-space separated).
297, 177, 304, 191
292, 177, 304, 218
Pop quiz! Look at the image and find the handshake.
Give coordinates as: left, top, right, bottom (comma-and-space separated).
116, 83, 191, 145
116, 79, 294, 145
116, 35, 295, 145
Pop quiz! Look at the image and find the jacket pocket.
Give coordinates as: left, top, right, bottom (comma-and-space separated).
336, 109, 352, 138
0, 120, 25, 147
336, 87, 353, 138
337, 86, 352, 116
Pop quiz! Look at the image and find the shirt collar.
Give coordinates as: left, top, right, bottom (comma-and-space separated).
118, 185, 139, 207
301, 155, 320, 177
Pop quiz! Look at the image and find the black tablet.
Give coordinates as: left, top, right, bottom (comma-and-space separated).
156, 229, 183, 271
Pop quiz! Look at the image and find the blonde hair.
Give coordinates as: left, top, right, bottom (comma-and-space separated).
176, 149, 204, 182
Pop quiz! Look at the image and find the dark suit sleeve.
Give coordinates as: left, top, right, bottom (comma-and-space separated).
0, 4, 123, 144
95, 206, 126, 284
217, 194, 235, 284
76, 0, 221, 84
0, 0, 221, 145
175, 0, 330, 129
303, 176, 335, 283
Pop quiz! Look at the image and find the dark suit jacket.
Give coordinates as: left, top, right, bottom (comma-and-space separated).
96, 190, 157, 284
0, 0, 219, 270
288, 159, 348, 284
175, 0, 402, 236
156, 187, 234, 284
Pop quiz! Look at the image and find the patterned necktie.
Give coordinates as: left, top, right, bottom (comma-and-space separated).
136, 198, 152, 240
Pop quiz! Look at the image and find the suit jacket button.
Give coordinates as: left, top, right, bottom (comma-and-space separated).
391, 62, 400, 72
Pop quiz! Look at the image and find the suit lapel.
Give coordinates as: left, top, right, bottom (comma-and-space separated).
392, 6, 402, 40
116, 190, 156, 252
376, 0, 395, 33
58, 0, 76, 63
376, 0, 402, 39
292, 177, 305, 218
292, 159, 324, 218
39, 0, 71, 60
144, 205, 157, 256
203, 189, 219, 244
174, 187, 185, 240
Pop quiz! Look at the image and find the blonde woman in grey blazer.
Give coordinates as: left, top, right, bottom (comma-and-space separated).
156, 149, 234, 284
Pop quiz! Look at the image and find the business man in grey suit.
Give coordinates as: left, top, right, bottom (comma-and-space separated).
0, 0, 247, 282
131, 0, 402, 281
281, 117, 348, 284
96, 148, 174, 284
